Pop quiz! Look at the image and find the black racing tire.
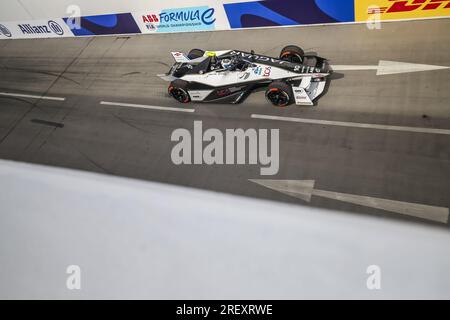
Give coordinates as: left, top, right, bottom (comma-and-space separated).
168, 80, 191, 103
187, 48, 205, 59
265, 81, 293, 107
279, 45, 305, 63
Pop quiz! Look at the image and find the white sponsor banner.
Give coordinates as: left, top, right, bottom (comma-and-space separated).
132, 2, 230, 34
0, 18, 72, 39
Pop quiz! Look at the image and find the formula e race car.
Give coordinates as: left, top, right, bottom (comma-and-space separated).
158, 45, 331, 107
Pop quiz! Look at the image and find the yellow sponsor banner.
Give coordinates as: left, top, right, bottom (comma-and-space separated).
355, 0, 450, 22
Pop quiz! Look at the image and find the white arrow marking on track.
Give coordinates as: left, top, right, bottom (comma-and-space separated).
249, 179, 449, 223
331, 60, 449, 76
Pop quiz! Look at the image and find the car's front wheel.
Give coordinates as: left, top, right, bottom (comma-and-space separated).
265, 81, 293, 107
168, 80, 191, 103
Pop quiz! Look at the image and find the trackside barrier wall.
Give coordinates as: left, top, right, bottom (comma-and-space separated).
0, 0, 449, 40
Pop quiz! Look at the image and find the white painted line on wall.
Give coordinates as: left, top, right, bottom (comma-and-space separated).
0, 92, 66, 101
100, 101, 195, 113
251, 114, 450, 135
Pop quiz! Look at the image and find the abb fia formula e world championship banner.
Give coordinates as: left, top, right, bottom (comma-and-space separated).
132, 3, 230, 34
355, 0, 450, 22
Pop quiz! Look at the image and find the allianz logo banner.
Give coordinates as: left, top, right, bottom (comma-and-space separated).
0, 19, 71, 39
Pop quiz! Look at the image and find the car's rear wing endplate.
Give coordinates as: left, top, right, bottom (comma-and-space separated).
171, 52, 190, 63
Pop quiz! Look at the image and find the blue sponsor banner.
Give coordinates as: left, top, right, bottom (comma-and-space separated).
224, 0, 355, 29
63, 13, 141, 36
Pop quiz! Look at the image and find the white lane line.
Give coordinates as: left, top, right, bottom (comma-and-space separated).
100, 101, 195, 113
251, 114, 450, 135
0, 92, 66, 101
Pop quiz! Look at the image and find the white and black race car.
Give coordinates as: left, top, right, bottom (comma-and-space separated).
158, 45, 331, 107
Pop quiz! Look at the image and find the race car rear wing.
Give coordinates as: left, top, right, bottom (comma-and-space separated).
171, 52, 190, 63
170, 52, 209, 65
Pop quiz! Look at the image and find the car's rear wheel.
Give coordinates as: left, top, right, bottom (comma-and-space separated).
168, 80, 191, 103
187, 48, 205, 59
280, 45, 304, 63
266, 81, 293, 107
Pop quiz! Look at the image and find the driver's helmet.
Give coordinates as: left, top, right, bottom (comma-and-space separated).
221, 58, 232, 70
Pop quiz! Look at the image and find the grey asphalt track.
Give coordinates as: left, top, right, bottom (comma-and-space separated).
0, 19, 449, 225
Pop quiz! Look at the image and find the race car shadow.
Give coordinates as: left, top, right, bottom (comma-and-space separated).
246, 73, 342, 107
312, 72, 344, 106
329, 72, 345, 81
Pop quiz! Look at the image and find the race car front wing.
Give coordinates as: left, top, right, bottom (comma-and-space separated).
292, 76, 327, 106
